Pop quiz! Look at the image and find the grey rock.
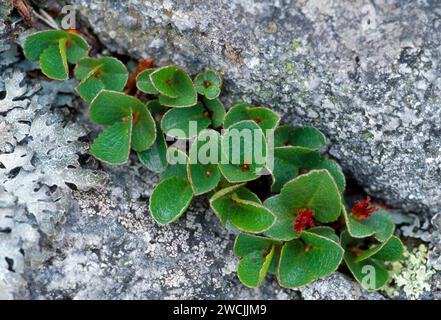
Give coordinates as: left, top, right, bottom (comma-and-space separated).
300, 273, 384, 300
71, 0, 441, 215
27, 164, 300, 300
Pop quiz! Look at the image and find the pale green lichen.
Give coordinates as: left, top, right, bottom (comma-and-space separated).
291, 40, 302, 50
382, 244, 435, 299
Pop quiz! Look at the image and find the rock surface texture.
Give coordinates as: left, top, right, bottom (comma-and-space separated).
71, 0, 441, 215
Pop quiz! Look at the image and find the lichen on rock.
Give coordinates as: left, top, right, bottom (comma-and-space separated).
0, 41, 106, 299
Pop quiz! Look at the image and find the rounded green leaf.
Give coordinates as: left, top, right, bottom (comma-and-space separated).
194, 69, 222, 100
271, 146, 345, 193
233, 233, 275, 257
130, 101, 156, 152
237, 247, 274, 288
265, 170, 342, 241
270, 146, 321, 193
203, 97, 225, 128
224, 104, 280, 132
263, 195, 297, 241
149, 176, 193, 224
23, 30, 89, 64
146, 99, 167, 116
24, 30, 68, 61
219, 120, 267, 183
75, 57, 128, 102
89, 90, 156, 151
370, 236, 404, 262
277, 231, 344, 288
234, 234, 277, 286
228, 194, 275, 233
137, 125, 168, 173
158, 93, 198, 108
75, 66, 106, 103
150, 66, 197, 107
209, 184, 261, 226
351, 235, 403, 264
161, 102, 211, 139
89, 90, 133, 125
188, 130, 221, 195
343, 252, 389, 291
90, 112, 132, 165
136, 69, 159, 94
307, 226, 340, 244
274, 125, 327, 150
342, 208, 395, 242
65, 33, 90, 64
39, 41, 68, 80
161, 147, 189, 180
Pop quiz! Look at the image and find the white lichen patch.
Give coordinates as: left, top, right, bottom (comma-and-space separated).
0, 42, 106, 299
383, 244, 436, 299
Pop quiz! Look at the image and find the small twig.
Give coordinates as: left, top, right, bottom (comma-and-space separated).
13, 0, 35, 27
35, 8, 60, 29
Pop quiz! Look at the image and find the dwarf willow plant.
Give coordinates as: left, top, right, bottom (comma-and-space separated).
24, 30, 404, 291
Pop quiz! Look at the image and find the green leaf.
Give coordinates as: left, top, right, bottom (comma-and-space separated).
306, 226, 340, 244
75, 67, 106, 103
23, 30, 89, 63
234, 233, 274, 256
65, 33, 90, 64
268, 245, 281, 275
270, 146, 345, 193
161, 148, 189, 180
209, 184, 273, 232
137, 125, 168, 173
90, 111, 132, 164
342, 208, 394, 242
277, 230, 344, 288
39, 42, 68, 80
219, 120, 267, 183
130, 101, 156, 152
194, 69, 222, 100
149, 176, 193, 224
237, 250, 274, 288
224, 104, 280, 132
146, 99, 168, 117
89, 90, 133, 125
150, 66, 197, 107
344, 252, 389, 291
270, 146, 320, 193
24, 30, 67, 61
136, 69, 159, 94
264, 170, 342, 241
352, 236, 404, 264
340, 231, 401, 290
89, 90, 155, 151
274, 125, 327, 150
203, 97, 225, 128
316, 158, 345, 193
158, 93, 198, 108
228, 194, 275, 233
370, 236, 404, 262
233, 234, 276, 288
188, 130, 221, 195
75, 57, 128, 102
161, 102, 211, 139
